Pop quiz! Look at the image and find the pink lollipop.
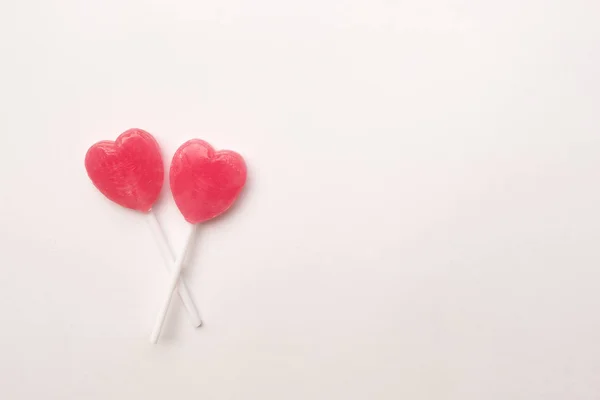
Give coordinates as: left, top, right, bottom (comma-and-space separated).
150, 139, 247, 343
85, 128, 202, 328
85, 128, 163, 212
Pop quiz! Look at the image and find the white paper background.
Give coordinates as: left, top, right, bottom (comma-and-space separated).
1, 1, 599, 399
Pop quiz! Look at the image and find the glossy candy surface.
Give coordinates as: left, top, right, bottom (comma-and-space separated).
85, 128, 164, 212
170, 139, 246, 224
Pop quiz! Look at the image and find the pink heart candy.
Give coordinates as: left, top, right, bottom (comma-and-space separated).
85, 128, 164, 212
170, 139, 246, 224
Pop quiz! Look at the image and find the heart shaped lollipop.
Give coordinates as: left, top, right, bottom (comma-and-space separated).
170, 139, 247, 223
85, 128, 202, 328
150, 139, 247, 343
85, 128, 164, 212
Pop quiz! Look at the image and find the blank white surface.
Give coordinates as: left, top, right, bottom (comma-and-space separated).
1, 0, 599, 398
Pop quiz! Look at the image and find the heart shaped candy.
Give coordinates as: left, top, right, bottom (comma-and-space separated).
170, 139, 247, 224
85, 128, 164, 212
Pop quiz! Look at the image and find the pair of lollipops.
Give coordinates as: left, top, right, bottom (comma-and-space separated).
85, 128, 247, 343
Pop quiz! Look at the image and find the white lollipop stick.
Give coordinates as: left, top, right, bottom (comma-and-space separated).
146, 211, 202, 328
150, 223, 197, 343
